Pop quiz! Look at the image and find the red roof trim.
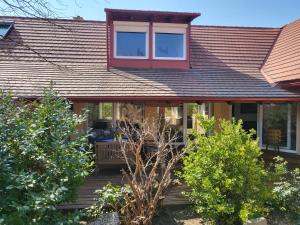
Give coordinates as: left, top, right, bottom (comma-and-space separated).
105, 8, 200, 23
22, 96, 300, 103
104, 8, 200, 18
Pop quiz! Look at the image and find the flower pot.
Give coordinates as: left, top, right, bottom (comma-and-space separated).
245, 217, 267, 225
88, 212, 120, 225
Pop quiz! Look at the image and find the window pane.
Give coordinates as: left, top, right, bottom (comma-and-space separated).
233, 103, 257, 136
262, 103, 297, 150
164, 105, 183, 142
87, 102, 114, 141
99, 103, 113, 120
155, 33, 184, 58
117, 103, 144, 123
0, 23, 12, 39
187, 103, 199, 132
291, 104, 297, 150
116, 32, 146, 57
0, 24, 10, 37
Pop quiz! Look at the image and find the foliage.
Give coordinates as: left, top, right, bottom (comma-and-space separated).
180, 115, 268, 225
266, 157, 300, 224
85, 183, 130, 220
0, 89, 93, 225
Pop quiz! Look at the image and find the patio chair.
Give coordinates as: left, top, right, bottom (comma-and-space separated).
265, 128, 282, 152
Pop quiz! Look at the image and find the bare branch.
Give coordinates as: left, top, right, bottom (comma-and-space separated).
116, 117, 187, 225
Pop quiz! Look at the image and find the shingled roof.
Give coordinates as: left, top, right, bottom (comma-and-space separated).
0, 16, 299, 101
262, 19, 300, 83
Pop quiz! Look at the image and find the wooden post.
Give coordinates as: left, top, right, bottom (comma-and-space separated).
296, 103, 300, 155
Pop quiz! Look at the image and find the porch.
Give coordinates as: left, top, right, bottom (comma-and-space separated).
60, 150, 300, 210
61, 101, 300, 209
79, 101, 300, 162
60, 171, 189, 210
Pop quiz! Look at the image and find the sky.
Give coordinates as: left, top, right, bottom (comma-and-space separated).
5, 0, 300, 27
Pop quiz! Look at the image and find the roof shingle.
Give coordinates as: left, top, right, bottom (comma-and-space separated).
262, 19, 300, 83
0, 16, 299, 100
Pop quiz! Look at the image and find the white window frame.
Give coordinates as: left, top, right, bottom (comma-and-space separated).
113, 21, 149, 59
257, 103, 297, 153
153, 23, 187, 60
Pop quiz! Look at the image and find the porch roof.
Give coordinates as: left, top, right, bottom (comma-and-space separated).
1, 63, 299, 101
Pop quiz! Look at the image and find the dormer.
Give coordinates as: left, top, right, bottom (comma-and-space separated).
105, 8, 200, 69
0, 21, 14, 40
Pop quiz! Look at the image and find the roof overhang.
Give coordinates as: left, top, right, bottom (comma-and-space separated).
21, 96, 300, 103
105, 8, 200, 23
277, 80, 300, 93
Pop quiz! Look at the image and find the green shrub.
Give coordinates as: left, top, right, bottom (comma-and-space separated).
180, 115, 268, 225
0, 89, 93, 225
85, 183, 130, 220
266, 157, 300, 224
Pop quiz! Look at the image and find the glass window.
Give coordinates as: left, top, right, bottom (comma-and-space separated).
232, 103, 257, 137
116, 31, 146, 57
0, 22, 13, 39
99, 103, 113, 120
262, 103, 297, 150
164, 105, 183, 142
155, 33, 184, 58
87, 102, 114, 141
187, 103, 199, 133
117, 103, 144, 123
187, 103, 211, 134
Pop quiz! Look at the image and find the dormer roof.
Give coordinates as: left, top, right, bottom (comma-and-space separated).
105, 8, 200, 23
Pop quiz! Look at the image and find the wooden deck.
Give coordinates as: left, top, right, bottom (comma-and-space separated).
60, 150, 300, 210
262, 150, 300, 168
60, 170, 189, 209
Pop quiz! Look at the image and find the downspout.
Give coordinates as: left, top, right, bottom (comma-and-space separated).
106, 12, 110, 71
188, 22, 192, 69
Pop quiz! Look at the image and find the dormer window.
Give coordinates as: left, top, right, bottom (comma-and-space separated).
114, 21, 149, 59
153, 24, 187, 60
106, 8, 200, 68
0, 21, 14, 40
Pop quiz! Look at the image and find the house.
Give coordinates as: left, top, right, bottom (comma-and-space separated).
1, 8, 300, 161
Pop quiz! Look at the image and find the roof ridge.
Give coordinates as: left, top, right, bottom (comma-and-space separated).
0, 16, 106, 23
260, 26, 284, 78
191, 24, 280, 29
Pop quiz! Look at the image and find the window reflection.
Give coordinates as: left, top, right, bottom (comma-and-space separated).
87, 102, 114, 141
163, 105, 183, 142
116, 32, 146, 57
155, 33, 184, 58
262, 103, 297, 150
116, 103, 144, 123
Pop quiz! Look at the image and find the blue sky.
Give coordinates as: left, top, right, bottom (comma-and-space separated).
7, 0, 300, 27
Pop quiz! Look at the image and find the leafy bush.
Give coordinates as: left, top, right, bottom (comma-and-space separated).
0, 89, 93, 225
180, 115, 268, 225
266, 157, 300, 224
85, 183, 130, 220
